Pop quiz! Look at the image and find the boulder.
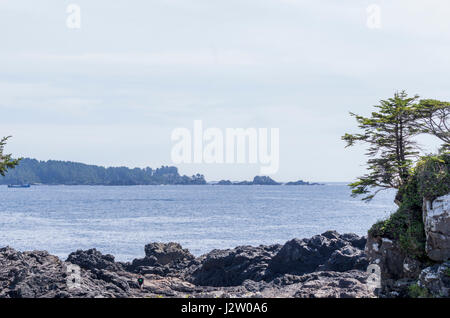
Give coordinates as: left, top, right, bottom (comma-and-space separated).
418, 261, 450, 297
423, 194, 450, 261
0, 247, 130, 298
365, 234, 425, 296
365, 236, 406, 282
267, 231, 366, 276
188, 245, 282, 286
0, 232, 375, 298
340, 233, 367, 249
128, 242, 196, 275
319, 245, 368, 272
66, 248, 123, 272
144, 242, 194, 265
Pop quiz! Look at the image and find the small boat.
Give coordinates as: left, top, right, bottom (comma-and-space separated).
7, 184, 31, 188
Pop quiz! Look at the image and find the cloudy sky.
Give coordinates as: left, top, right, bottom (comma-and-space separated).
0, 0, 448, 181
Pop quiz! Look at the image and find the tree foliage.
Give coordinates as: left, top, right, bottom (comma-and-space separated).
0, 158, 206, 185
342, 91, 422, 202
413, 99, 450, 151
0, 136, 20, 176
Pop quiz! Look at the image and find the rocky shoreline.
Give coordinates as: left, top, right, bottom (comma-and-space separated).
0, 231, 376, 298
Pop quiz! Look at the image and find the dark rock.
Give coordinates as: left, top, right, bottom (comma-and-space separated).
188, 245, 282, 287
144, 242, 194, 265
292, 270, 374, 298
66, 248, 123, 272
267, 232, 363, 276
128, 242, 195, 275
252, 176, 280, 185
0, 231, 375, 298
91, 269, 130, 292
188, 231, 368, 287
0, 247, 136, 298
321, 230, 340, 240
365, 234, 426, 296
418, 261, 450, 297
319, 245, 368, 272
341, 233, 367, 249
366, 236, 405, 282
423, 195, 450, 261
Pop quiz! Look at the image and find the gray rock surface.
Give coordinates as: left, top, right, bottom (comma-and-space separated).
365, 193, 450, 297
418, 261, 450, 297
0, 231, 374, 298
423, 194, 450, 261
67, 248, 123, 272
365, 234, 425, 297
188, 244, 282, 286
126, 242, 197, 276
267, 231, 367, 276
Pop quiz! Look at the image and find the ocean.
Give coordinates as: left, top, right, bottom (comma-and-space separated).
0, 184, 396, 261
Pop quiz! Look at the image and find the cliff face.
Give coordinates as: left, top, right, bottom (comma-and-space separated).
366, 193, 450, 297
423, 194, 450, 262
0, 231, 376, 298
365, 154, 450, 298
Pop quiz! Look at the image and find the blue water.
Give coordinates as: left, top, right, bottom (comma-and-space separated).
0, 184, 396, 261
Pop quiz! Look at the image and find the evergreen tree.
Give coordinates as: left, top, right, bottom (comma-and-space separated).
0, 136, 20, 176
342, 91, 421, 202
413, 99, 450, 151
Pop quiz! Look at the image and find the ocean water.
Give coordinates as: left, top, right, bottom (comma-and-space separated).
0, 184, 396, 261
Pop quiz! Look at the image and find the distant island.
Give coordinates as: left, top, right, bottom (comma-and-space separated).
216, 176, 322, 186
0, 158, 206, 186
0, 158, 322, 186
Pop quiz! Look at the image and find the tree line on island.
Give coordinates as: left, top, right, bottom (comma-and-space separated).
0, 156, 318, 186
0, 158, 207, 185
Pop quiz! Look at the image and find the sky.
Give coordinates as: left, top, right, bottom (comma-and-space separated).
0, 0, 448, 182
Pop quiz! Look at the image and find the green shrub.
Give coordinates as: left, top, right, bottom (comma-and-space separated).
408, 283, 430, 298
368, 154, 450, 260
415, 154, 450, 201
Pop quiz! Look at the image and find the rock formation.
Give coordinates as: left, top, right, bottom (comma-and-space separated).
0, 231, 375, 298
366, 193, 450, 297
423, 194, 450, 262
418, 261, 450, 297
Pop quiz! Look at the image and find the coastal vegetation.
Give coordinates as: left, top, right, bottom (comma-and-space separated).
343, 91, 449, 202
0, 158, 206, 185
344, 91, 449, 259
0, 136, 20, 176
1, 158, 317, 186
368, 153, 449, 259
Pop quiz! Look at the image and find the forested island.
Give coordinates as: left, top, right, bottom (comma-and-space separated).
0, 158, 320, 186
0, 158, 206, 185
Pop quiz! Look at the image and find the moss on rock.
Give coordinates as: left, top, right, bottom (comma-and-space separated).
408, 283, 431, 298
415, 154, 450, 201
368, 153, 450, 260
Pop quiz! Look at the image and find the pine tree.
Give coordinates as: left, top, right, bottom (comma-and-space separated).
342, 91, 421, 202
0, 136, 20, 176
413, 99, 450, 152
